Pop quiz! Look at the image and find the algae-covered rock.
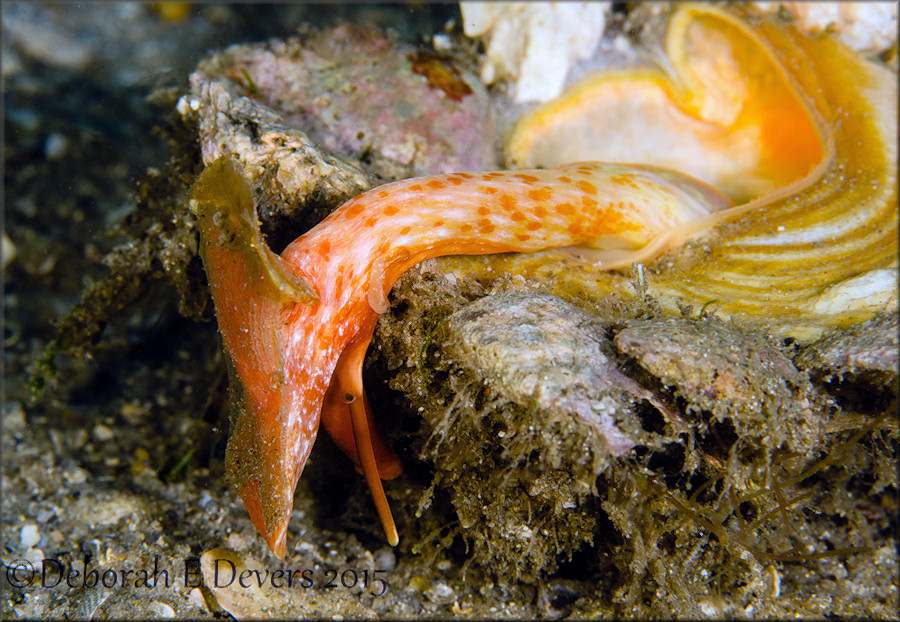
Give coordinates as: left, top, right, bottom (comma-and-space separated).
614, 317, 825, 468
795, 312, 899, 411
374, 267, 896, 603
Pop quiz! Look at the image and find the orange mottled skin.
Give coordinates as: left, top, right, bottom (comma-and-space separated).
192, 159, 728, 557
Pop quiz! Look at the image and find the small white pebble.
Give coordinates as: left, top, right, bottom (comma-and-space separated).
25, 548, 44, 565
226, 532, 248, 551
188, 588, 208, 613
150, 601, 175, 618
832, 563, 848, 580
176, 95, 200, 115
767, 564, 781, 598
44, 133, 68, 159
425, 581, 456, 605
374, 548, 396, 571
432, 33, 453, 51
176, 95, 191, 116
20, 523, 40, 548
697, 598, 719, 617
613, 33, 632, 53
93, 424, 115, 442
2, 233, 18, 269
63, 466, 88, 485
3, 402, 25, 430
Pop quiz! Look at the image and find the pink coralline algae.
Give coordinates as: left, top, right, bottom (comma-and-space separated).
191, 24, 497, 179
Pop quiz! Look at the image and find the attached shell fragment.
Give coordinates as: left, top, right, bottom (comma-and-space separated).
460, 1, 609, 103
445, 291, 661, 456
753, 1, 898, 55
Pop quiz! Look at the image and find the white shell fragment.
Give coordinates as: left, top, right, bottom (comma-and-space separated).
460, 2, 610, 103
20, 523, 40, 548
753, 2, 898, 53
805, 268, 900, 317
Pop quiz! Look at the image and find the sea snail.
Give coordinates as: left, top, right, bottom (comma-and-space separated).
189, 159, 731, 556
188, 2, 896, 557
